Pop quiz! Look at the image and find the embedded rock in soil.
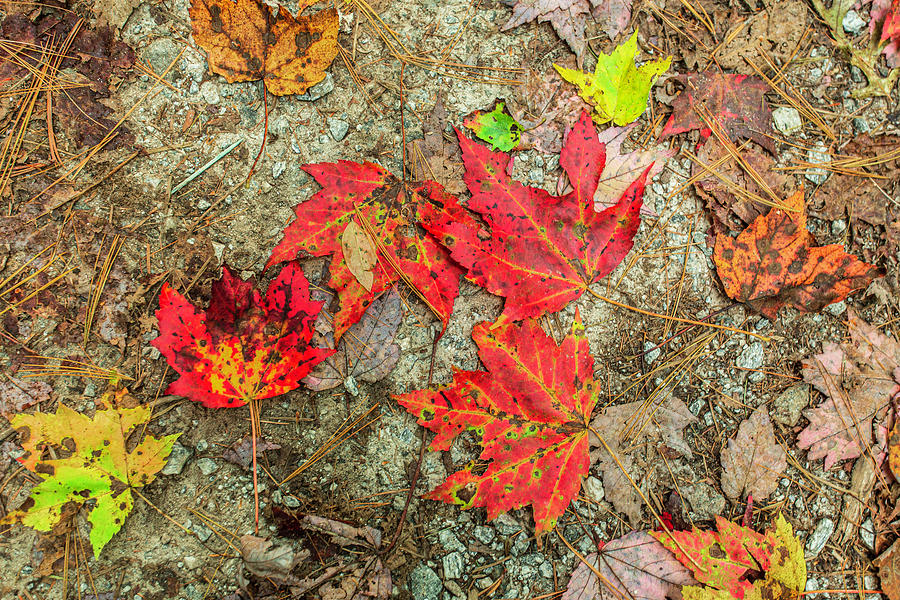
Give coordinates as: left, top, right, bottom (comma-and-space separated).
682, 482, 726, 520
196, 457, 219, 475
161, 441, 193, 475
408, 564, 442, 600
772, 384, 809, 427
297, 73, 334, 101
806, 517, 835, 556
442, 551, 465, 580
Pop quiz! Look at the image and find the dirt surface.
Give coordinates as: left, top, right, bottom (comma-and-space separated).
1, 0, 899, 598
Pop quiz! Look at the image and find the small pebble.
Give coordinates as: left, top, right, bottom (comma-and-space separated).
327, 117, 350, 141
805, 518, 835, 556
842, 9, 867, 36
772, 107, 802, 135
196, 458, 219, 476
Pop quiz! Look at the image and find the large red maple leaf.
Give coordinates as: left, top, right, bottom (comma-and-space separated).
659, 72, 775, 153
266, 162, 467, 341
152, 261, 333, 408
422, 110, 647, 323
394, 312, 598, 537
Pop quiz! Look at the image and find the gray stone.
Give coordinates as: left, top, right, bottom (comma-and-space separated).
511, 532, 531, 556
643, 341, 661, 365
297, 73, 334, 102
825, 300, 847, 316
806, 142, 831, 185
736, 341, 764, 371
853, 117, 871, 133
196, 458, 219, 476
583, 476, 605, 503
843, 9, 867, 36
473, 526, 495, 545
772, 384, 809, 427
183, 555, 200, 570
805, 517, 835, 556
272, 161, 286, 179
438, 529, 466, 553
328, 117, 350, 141
831, 219, 847, 236
494, 513, 521, 535
772, 107, 802, 135
193, 521, 213, 543
409, 564, 443, 600
860, 517, 875, 551
161, 442, 194, 476
683, 483, 726, 520
199, 81, 220, 105
442, 552, 465, 580
283, 495, 301, 508
143, 38, 180, 75
528, 168, 544, 184
344, 375, 359, 397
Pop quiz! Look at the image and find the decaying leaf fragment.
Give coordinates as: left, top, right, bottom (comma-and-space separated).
394, 313, 599, 538
190, 0, 339, 96
341, 220, 378, 292
462, 100, 523, 152
713, 190, 882, 319
660, 72, 775, 153
720, 408, 786, 502
562, 531, 697, 600
799, 309, 899, 469
304, 289, 402, 392
152, 261, 333, 408
555, 32, 671, 126
1, 392, 179, 557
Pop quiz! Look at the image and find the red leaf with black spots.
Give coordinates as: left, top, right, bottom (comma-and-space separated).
394, 312, 599, 538
422, 110, 646, 323
266, 161, 467, 341
152, 261, 333, 408
713, 190, 883, 318
659, 72, 775, 153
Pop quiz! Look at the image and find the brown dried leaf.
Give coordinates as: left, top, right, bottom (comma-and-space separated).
875, 538, 900, 600
693, 138, 792, 233
304, 289, 402, 391
720, 408, 787, 501
414, 92, 465, 195
190, 0, 339, 96
240, 534, 307, 584
589, 394, 697, 525
223, 436, 281, 470
800, 309, 899, 469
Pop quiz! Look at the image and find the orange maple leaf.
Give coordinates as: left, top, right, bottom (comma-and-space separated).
190, 0, 338, 96
713, 189, 883, 318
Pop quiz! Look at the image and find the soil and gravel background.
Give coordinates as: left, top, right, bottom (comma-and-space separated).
0, 0, 898, 598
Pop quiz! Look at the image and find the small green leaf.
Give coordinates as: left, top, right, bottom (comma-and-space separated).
554, 31, 671, 126
462, 100, 523, 152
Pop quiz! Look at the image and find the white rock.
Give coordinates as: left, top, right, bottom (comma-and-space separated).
772, 107, 802, 135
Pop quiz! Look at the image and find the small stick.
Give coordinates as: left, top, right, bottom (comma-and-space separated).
171, 138, 244, 194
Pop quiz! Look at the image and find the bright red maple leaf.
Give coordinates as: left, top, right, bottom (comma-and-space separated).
422, 110, 647, 323
394, 312, 598, 537
659, 72, 774, 153
266, 163, 467, 341
152, 261, 333, 408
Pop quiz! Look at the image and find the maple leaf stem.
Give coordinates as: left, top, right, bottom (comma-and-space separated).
556, 526, 630, 600
588, 425, 707, 574
585, 288, 769, 341
249, 398, 261, 535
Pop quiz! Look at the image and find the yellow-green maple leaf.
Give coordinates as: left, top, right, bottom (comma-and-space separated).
1, 391, 179, 557
554, 31, 670, 126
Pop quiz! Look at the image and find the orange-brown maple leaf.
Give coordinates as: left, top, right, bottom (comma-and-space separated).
190, 0, 338, 96
713, 189, 882, 318
152, 262, 333, 408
